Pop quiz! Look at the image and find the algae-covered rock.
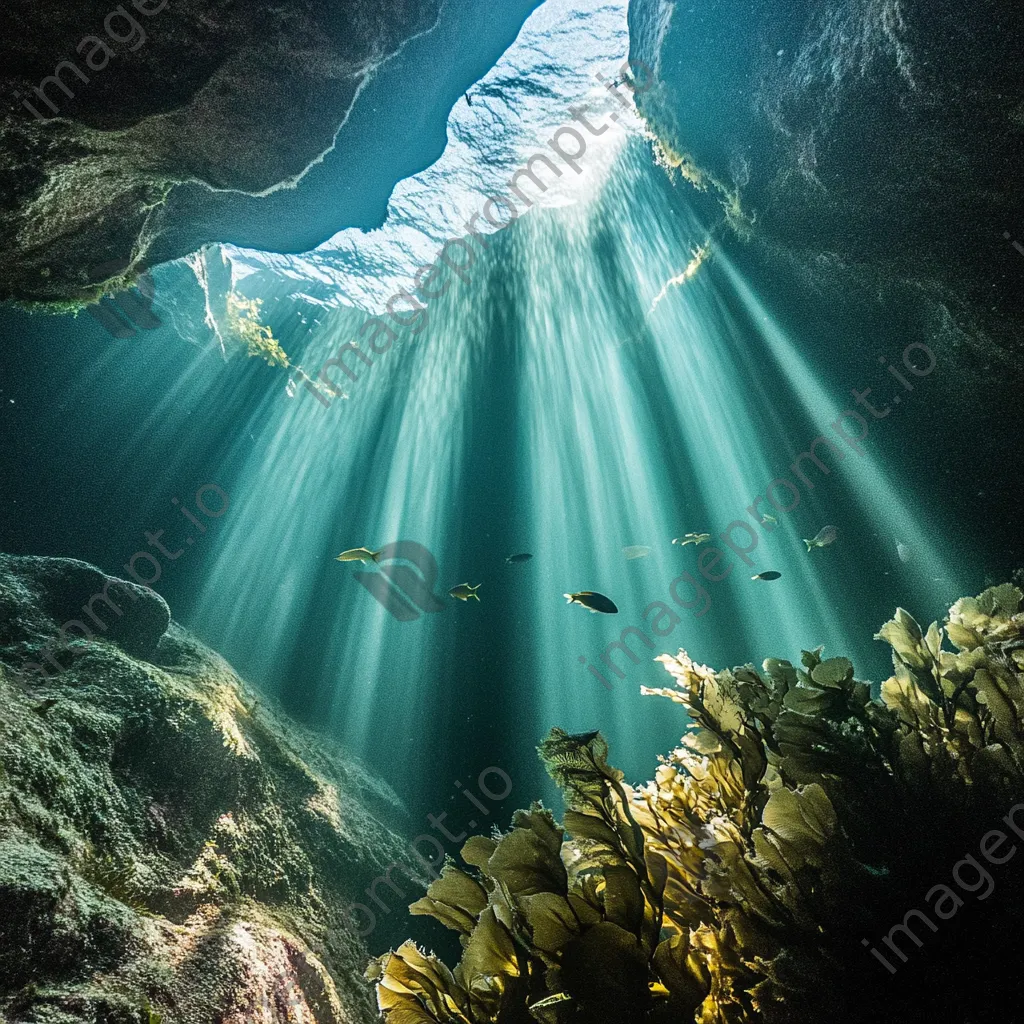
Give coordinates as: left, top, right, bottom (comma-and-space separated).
0, 553, 411, 1023
627, 0, 1024, 361
0, 0, 442, 304
0, 554, 171, 662
372, 584, 1024, 1023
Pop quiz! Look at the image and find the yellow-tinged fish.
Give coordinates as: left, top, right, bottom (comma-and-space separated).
335, 547, 381, 564
759, 513, 779, 527
673, 533, 711, 547
449, 583, 481, 602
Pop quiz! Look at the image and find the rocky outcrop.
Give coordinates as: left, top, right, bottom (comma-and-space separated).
0, 0, 442, 304
627, 0, 1024, 358
0, 553, 413, 1023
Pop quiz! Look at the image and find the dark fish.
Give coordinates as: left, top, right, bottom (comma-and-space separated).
752, 571, 782, 582
506, 553, 533, 564
564, 591, 619, 615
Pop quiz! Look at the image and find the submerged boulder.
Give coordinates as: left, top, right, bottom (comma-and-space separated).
0, 554, 171, 663
0, 553, 414, 1022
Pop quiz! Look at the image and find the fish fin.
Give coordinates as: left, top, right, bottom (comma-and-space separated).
751, 574, 759, 580
371, 550, 381, 562
803, 540, 813, 552
564, 594, 574, 604
470, 593, 480, 601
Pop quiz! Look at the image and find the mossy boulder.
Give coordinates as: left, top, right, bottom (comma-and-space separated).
0, 553, 412, 1022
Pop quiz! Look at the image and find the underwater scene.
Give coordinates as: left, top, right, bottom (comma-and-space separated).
1, 0, 1023, 1020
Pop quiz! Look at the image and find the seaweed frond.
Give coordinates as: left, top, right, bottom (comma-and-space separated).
372, 584, 1024, 1023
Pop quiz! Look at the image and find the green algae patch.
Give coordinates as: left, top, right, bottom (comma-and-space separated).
0, 553, 409, 1023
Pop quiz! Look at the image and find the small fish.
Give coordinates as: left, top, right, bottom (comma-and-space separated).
506, 553, 533, 564
564, 591, 619, 615
449, 583, 481, 602
622, 545, 652, 560
751, 571, 782, 581
804, 526, 837, 552
896, 540, 912, 564
335, 547, 380, 564
673, 533, 712, 547
759, 513, 778, 527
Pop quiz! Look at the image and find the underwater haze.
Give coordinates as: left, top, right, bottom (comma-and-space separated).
2, 0, 1024, 1018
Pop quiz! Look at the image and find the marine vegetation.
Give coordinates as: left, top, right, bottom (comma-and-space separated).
226, 292, 290, 367
370, 583, 1024, 1023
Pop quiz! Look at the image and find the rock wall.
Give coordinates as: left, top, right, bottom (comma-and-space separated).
0, 0, 442, 304
627, 0, 1024, 359
0, 553, 414, 1022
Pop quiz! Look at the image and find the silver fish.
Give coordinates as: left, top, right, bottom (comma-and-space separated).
673, 533, 711, 547
804, 526, 837, 552
622, 546, 652, 560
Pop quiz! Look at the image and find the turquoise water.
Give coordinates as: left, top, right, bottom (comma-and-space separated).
1, 0, 1021, 963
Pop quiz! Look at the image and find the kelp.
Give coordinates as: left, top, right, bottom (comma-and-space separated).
371, 585, 1024, 1023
